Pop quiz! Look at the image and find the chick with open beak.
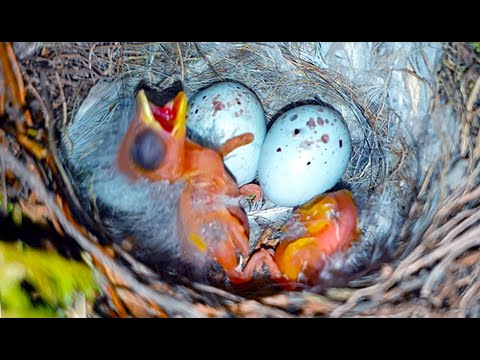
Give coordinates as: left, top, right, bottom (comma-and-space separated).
60, 80, 360, 288
116, 88, 275, 284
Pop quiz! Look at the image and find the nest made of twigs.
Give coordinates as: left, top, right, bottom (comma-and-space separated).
1, 42, 480, 317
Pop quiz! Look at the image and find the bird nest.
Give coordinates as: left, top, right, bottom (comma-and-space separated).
1, 42, 480, 317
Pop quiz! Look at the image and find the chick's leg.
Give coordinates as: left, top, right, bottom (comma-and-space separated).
209, 209, 282, 285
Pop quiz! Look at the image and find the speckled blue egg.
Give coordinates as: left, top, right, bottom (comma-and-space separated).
187, 82, 267, 186
258, 105, 351, 207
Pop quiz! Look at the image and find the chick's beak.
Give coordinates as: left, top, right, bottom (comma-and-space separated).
118, 90, 188, 182
136, 90, 187, 139
169, 91, 188, 138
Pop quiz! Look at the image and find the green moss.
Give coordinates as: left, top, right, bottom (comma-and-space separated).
11, 204, 22, 226
0, 241, 98, 318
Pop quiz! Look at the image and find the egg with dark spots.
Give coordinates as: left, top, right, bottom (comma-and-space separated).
186, 82, 267, 186
258, 105, 351, 207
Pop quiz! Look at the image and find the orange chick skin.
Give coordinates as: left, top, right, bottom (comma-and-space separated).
274, 189, 359, 285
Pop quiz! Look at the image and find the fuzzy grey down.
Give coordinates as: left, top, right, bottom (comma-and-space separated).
59, 79, 185, 275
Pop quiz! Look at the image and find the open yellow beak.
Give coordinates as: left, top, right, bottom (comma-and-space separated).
136, 89, 187, 138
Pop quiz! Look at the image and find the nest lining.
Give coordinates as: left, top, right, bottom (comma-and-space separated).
2, 42, 480, 317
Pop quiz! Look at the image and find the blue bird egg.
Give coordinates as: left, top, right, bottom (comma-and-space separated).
187, 82, 267, 186
258, 105, 352, 207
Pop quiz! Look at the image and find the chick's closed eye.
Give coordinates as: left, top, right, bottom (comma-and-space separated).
131, 129, 165, 171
